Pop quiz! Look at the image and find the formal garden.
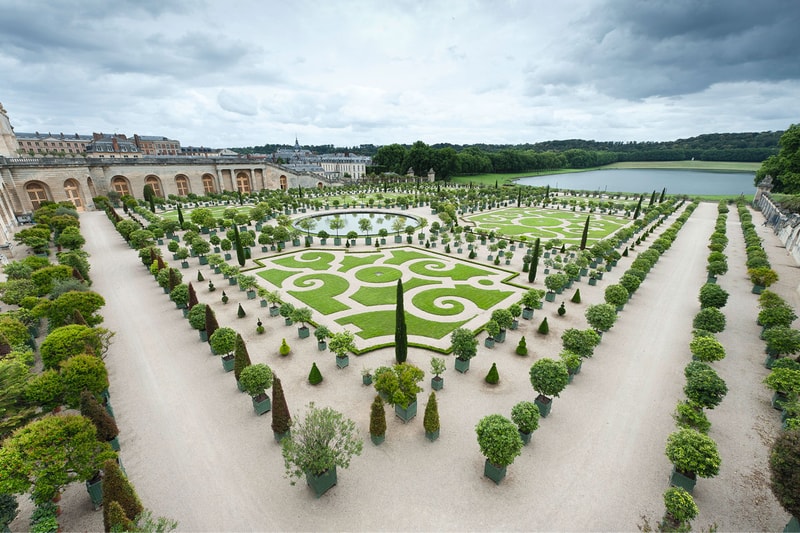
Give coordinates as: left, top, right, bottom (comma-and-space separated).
1, 178, 798, 532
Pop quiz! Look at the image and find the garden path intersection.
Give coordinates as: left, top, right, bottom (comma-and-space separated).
34, 198, 795, 531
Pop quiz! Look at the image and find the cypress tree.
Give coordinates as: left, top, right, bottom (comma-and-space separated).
659, 187, 666, 203
233, 333, 252, 381
485, 362, 499, 384
538, 317, 549, 335
148, 195, 155, 213
423, 392, 440, 434
308, 362, 323, 385
105, 501, 134, 533
102, 459, 143, 532
271, 376, 291, 436
369, 395, 386, 439
395, 279, 407, 364
580, 215, 590, 250
233, 225, 245, 267
167, 268, 178, 292
545, 184, 550, 199
204, 305, 219, 341
632, 196, 643, 219
528, 237, 540, 283
72, 266, 85, 282
177, 202, 184, 227
517, 189, 521, 207
156, 255, 166, 272
187, 282, 198, 309
80, 390, 118, 442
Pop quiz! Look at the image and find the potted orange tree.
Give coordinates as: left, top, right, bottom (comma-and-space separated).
475, 414, 523, 484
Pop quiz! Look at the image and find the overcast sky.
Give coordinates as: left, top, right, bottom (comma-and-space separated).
1, 0, 798, 149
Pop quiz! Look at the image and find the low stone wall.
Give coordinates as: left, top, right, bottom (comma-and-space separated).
754, 192, 800, 264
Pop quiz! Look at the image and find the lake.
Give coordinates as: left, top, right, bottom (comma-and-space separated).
515, 168, 756, 195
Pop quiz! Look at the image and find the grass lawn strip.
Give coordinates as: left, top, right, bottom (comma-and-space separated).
336, 310, 470, 340
287, 273, 351, 314
273, 251, 335, 271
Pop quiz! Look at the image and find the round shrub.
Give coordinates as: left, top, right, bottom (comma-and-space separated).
683, 362, 728, 410
510, 401, 540, 434
692, 308, 726, 333
188, 303, 207, 330
673, 401, 711, 433
663, 487, 698, 527
475, 414, 523, 467
529, 358, 569, 399
689, 335, 726, 362
698, 283, 729, 309
665, 428, 721, 478
239, 363, 273, 397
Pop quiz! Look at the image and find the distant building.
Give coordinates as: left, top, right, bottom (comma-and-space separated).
271, 138, 371, 182
85, 133, 142, 158
133, 134, 180, 156
14, 131, 93, 156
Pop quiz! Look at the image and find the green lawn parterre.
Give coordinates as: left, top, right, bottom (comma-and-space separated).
253, 249, 521, 350
464, 207, 627, 245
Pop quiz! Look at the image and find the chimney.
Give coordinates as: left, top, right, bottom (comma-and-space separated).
112, 137, 119, 151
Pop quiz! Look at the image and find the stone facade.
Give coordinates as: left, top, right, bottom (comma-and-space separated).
753, 186, 800, 265
0, 103, 338, 245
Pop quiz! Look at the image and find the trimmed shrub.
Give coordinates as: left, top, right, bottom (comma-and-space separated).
233, 333, 252, 381
271, 376, 291, 435
692, 308, 726, 333
515, 336, 528, 356
698, 283, 729, 309
537, 317, 549, 335
673, 401, 711, 433
485, 362, 499, 384
80, 390, 118, 441
279, 338, 291, 356
102, 459, 143, 532
237, 303, 246, 318
423, 392, 440, 434
769, 429, 800, 518
510, 401, 540, 434
369, 395, 386, 437
60, 354, 109, 408
570, 289, 581, 303
308, 362, 323, 385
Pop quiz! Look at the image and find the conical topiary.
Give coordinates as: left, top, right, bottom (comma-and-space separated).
271, 376, 291, 437
423, 392, 440, 437
204, 305, 219, 342
369, 395, 386, 440
515, 336, 528, 356
485, 362, 500, 384
102, 459, 143, 532
308, 362, 323, 385
197, 270, 205, 282
538, 317, 549, 335
237, 303, 246, 318
622, 246, 629, 257
105, 501, 134, 533
558, 302, 566, 316
571, 289, 581, 304
233, 333, 252, 381
187, 282, 198, 310
80, 390, 118, 442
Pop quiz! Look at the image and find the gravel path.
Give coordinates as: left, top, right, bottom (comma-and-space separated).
24, 201, 793, 532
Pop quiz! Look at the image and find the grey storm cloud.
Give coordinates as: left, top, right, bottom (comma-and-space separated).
529, 0, 800, 100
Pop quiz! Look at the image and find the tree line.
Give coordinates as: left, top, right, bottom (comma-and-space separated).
231, 130, 782, 180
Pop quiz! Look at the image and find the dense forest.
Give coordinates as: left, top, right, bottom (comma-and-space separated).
232, 130, 782, 180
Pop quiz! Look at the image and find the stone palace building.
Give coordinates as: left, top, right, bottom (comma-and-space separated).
0, 103, 335, 246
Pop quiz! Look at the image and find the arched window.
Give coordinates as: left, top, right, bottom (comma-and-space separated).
175, 175, 190, 197
86, 176, 97, 198
236, 172, 251, 193
202, 174, 216, 194
279, 175, 288, 190
26, 182, 49, 210
145, 176, 163, 198
111, 176, 131, 196
64, 179, 84, 211
317, 181, 324, 189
